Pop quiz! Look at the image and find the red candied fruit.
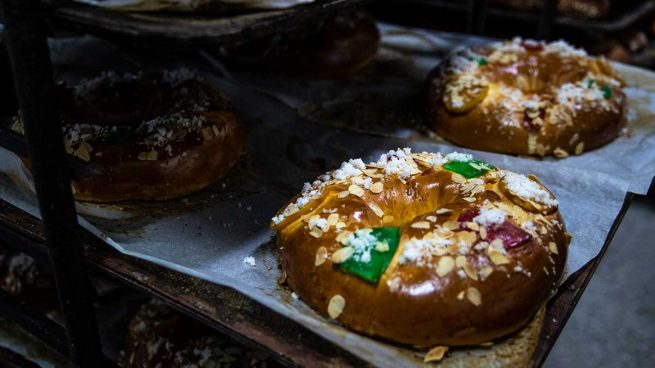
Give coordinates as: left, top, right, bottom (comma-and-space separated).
486, 221, 532, 249
457, 208, 480, 223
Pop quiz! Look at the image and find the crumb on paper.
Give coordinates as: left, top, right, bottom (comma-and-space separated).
242, 256, 256, 267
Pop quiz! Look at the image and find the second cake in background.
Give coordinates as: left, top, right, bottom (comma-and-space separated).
11, 69, 246, 203
220, 12, 379, 76
426, 38, 627, 158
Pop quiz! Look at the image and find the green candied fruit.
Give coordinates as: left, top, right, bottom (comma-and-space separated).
602, 85, 612, 100
99, 126, 135, 145
478, 58, 488, 66
340, 227, 400, 283
443, 159, 495, 179
587, 79, 595, 88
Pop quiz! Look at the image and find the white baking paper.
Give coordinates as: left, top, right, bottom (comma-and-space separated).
0, 26, 651, 367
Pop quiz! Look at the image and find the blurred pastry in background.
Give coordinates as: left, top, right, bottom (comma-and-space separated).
220, 12, 380, 76
427, 38, 627, 157
491, 0, 610, 19
125, 300, 274, 367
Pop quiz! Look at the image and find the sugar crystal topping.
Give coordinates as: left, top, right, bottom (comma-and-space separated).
473, 208, 507, 227
398, 236, 452, 267
501, 171, 558, 207
271, 148, 451, 224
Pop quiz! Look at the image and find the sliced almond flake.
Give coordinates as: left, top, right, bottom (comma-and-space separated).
457, 291, 465, 300
548, 241, 559, 254
575, 142, 585, 155
469, 162, 483, 171
370, 182, 384, 194
201, 127, 213, 140
528, 133, 537, 154
375, 242, 389, 252
382, 215, 395, 224
336, 221, 346, 230
464, 262, 479, 280
369, 203, 385, 218
337, 191, 350, 199
455, 255, 466, 268
479, 265, 493, 280
460, 183, 475, 194
137, 152, 148, 161
95, 151, 103, 157
315, 247, 328, 266
285, 204, 299, 217
436, 228, 454, 238
480, 342, 494, 347
554, 147, 569, 158
463, 197, 476, 202
80, 141, 93, 153
348, 184, 365, 197
211, 125, 220, 136
436, 256, 455, 277
488, 247, 510, 265
426, 215, 438, 223
331, 247, 354, 263
466, 222, 479, 231
543, 266, 550, 275
76, 147, 91, 162
424, 346, 449, 363
327, 295, 345, 319
457, 231, 477, 246
447, 243, 460, 255
479, 226, 487, 240
307, 214, 319, 224
442, 220, 459, 230
277, 271, 287, 285
466, 287, 482, 306
431, 245, 448, 256
147, 150, 159, 161
411, 221, 431, 229
327, 213, 339, 226
336, 232, 351, 244
436, 208, 452, 215
451, 173, 466, 184
362, 168, 378, 177
309, 228, 323, 238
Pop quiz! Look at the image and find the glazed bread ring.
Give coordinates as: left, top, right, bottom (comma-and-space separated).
426, 38, 627, 157
271, 148, 569, 346
220, 12, 379, 76
12, 70, 245, 203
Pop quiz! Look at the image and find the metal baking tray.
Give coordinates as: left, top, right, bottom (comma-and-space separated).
378, 0, 655, 33
41, 0, 372, 48
0, 191, 639, 367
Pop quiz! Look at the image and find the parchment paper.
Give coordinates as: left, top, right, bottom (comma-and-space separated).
0, 26, 650, 367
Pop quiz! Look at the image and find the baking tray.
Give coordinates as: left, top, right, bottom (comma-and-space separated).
41, 0, 371, 48
1, 24, 653, 367
378, 0, 655, 33
0, 192, 637, 367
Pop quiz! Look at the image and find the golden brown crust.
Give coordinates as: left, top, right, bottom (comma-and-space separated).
426, 39, 627, 157
438, 306, 545, 367
220, 12, 380, 76
271, 150, 568, 346
14, 70, 246, 203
